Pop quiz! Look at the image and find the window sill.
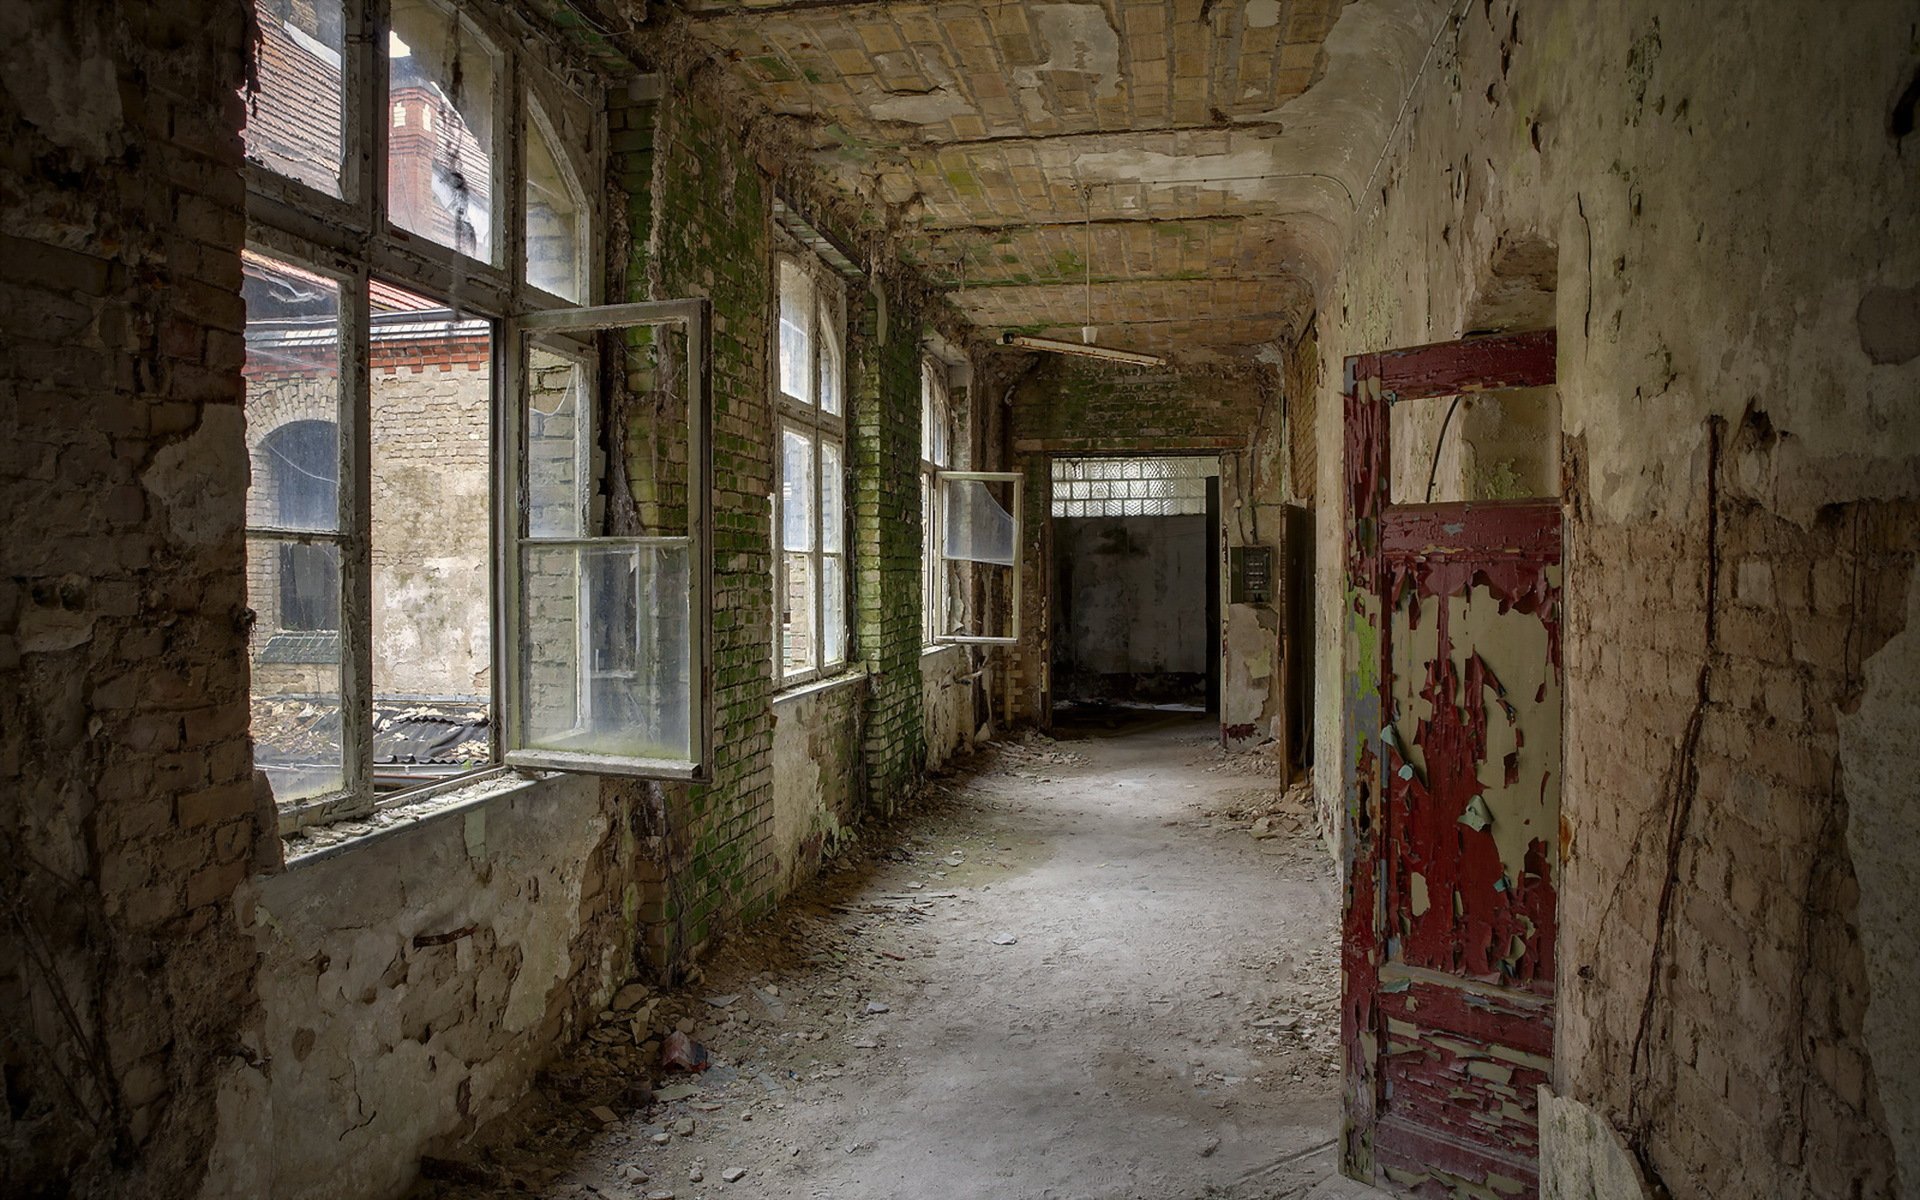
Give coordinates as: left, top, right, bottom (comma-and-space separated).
772, 666, 869, 708
921, 643, 965, 659
278, 767, 556, 870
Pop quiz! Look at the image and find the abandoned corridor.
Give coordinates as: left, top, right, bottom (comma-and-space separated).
413, 717, 1368, 1200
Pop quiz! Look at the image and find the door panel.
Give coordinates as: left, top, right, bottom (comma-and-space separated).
1341, 334, 1561, 1199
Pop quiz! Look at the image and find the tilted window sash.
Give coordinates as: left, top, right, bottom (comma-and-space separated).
502, 299, 712, 782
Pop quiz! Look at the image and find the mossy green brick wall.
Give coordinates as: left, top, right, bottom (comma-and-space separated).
613, 91, 778, 964
850, 288, 926, 813
603, 84, 957, 967
1010, 355, 1265, 454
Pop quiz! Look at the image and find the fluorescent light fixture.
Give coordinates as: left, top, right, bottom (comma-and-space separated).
999, 332, 1166, 367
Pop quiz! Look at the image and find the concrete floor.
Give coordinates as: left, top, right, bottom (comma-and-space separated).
416, 715, 1379, 1200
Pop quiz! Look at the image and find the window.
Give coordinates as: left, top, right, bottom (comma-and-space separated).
244, 0, 347, 198
776, 258, 847, 683
243, 2, 705, 831
525, 102, 587, 302
243, 254, 346, 805
1050, 455, 1214, 518
920, 358, 955, 645
387, 0, 501, 262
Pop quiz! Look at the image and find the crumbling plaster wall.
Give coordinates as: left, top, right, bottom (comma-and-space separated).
198, 774, 622, 1200
921, 645, 980, 769
770, 678, 868, 898
1308, 1, 1919, 1195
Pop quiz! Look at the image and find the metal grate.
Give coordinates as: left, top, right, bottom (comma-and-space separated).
1050, 456, 1215, 518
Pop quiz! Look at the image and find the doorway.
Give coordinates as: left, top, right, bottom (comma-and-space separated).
1047, 455, 1221, 728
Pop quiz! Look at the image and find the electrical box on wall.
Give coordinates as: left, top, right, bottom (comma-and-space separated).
1228, 546, 1273, 606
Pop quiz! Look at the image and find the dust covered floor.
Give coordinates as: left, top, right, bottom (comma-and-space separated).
411, 715, 1376, 1200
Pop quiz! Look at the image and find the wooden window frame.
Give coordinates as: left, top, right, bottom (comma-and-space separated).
773, 253, 849, 688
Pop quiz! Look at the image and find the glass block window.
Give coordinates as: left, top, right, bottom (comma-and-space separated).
1050, 456, 1216, 518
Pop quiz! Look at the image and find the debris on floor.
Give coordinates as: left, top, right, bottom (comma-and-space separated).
408, 719, 1354, 1200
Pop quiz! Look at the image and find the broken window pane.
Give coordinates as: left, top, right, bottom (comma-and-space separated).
369, 279, 493, 790
388, 0, 500, 262
936, 473, 1022, 643
245, 0, 347, 198
242, 251, 345, 805
525, 107, 585, 302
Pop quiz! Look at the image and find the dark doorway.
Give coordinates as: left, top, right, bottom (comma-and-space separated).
1048, 456, 1220, 720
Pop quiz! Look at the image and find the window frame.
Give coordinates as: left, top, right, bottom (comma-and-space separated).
931, 470, 1024, 646
243, 0, 629, 832
920, 355, 956, 648
773, 252, 849, 689
503, 300, 713, 782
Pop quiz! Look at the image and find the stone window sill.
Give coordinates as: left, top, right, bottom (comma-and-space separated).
278, 768, 555, 870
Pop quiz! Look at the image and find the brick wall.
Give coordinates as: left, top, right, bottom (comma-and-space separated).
0, 2, 259, 1194
1009, 354, 1265, 455
853, 280, 927, 813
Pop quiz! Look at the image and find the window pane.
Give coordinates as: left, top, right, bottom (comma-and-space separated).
370, 280, 492, 789
248, 537, 345, 802
244, 0, 346, 198
388, 0, 499, 262
243, 252, 344, 806
781, 428, 813, 552
819, 439, 843, 551
782, 550, 816, 676
818, 316, 841, 416
243, 254, 342, 531
778, 261, 811, 404
520, 542, 691, 759
822, 554, 845, 666
525, 109, 584, 301
527, 348, 587, 538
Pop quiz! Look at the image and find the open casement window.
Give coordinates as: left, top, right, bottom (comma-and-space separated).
920, 358, 959, 644
931, 471, 1022, 645
504, 299, 712, 781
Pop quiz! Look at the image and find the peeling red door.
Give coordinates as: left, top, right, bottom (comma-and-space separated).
1340, 332, 1561, 1198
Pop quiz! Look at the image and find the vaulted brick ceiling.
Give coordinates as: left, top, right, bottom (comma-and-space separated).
675, 0, 1438, 357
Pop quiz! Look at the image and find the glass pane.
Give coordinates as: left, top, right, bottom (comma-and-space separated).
243, 253, 341, 532
820, 439, 843, 550
781, 428, 813, 552
942, 478, 1017, 566
525, 110, 584, 301
781, 551, 816, 676
817, 317, 841, 416
388, 0, 500, 262
520, 542, 691, 759
822, 554, 845, 666
247, 537, 344, 803
244, 0, 346, 198
527, 348, 587, 538
778, 261, 811, 404
370, 280, 493, 788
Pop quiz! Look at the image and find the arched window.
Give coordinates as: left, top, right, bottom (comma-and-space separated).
262, 419, 341, 631
525, 101, 587, 302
